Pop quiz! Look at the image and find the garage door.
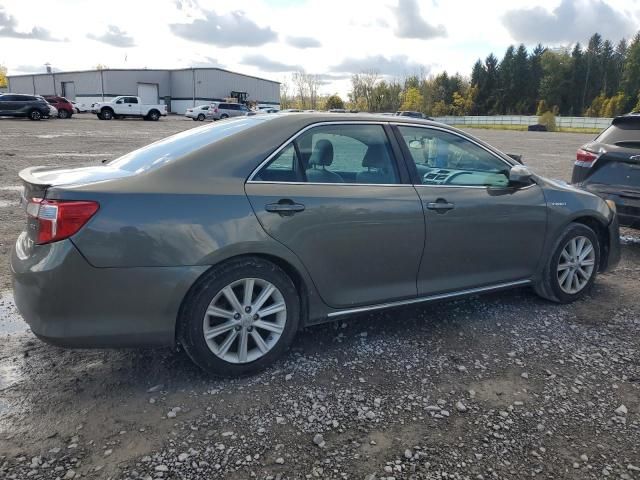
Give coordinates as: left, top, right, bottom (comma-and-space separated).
62, 82, 76, 101
137, 83, 158, 104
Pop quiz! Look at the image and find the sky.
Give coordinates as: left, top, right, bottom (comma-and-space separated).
0, 0, 639, 97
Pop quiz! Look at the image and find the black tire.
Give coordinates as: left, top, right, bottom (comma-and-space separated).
220, 113, 229, 119
197, 113, 205, 121
97, 113, 104, 120
147, 110, 160, 121
101, 108, 113, 120
178, 257, 300, 376
58, 109, 69, 119
192, 117, 198, 121
534, 223, 600, 303
28, 109, 42, 121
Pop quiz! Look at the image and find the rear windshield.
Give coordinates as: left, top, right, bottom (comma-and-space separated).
596, 121, 640, 146
107, 117, 270, 172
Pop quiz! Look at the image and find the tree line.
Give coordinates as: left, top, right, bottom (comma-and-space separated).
282, 31, 640, 117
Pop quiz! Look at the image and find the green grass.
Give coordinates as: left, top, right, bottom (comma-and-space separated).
453, 124, 602, 134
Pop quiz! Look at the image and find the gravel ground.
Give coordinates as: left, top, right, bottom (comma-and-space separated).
0, 116, 638, 480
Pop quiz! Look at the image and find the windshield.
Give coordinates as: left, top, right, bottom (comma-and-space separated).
107, 116, 270, 173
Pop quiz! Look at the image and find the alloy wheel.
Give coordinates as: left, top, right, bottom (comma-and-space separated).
202, 278, 287, 364
557, 236, 596, 294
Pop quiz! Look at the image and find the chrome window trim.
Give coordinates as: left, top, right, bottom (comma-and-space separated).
246, 121, 399, 184
327, 279, 531, 318
246, 120, 535, 190
246, 181, 415, 187
412, 183, 537, 191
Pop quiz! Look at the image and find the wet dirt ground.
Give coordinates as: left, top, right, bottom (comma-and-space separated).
0, 116, 638, 480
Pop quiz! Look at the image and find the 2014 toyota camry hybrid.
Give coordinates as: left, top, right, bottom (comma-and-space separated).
12, 114, 621, 375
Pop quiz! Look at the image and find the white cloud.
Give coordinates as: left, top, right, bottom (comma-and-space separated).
1, 0, 638, 98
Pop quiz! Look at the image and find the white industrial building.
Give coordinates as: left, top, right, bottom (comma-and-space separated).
7, 68, 280, 114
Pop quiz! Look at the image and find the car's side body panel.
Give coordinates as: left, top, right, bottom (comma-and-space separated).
414, 184, 548, 294
246, 182, 425, 308
11, 236, 207, 347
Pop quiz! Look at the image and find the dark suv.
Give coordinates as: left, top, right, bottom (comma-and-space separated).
0, 94, 52, 120
43, 95, 74, 119
572, 114, 640, 228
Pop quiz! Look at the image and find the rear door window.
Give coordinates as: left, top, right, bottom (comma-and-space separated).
253, 124, 400, 185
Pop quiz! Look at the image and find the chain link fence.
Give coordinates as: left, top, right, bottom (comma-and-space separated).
433, 115, 612, 130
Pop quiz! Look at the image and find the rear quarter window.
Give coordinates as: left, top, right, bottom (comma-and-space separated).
596, 122, 640, 146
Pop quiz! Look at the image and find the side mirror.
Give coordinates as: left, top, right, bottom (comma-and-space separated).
509, 165, 533, 185
408, 140, 422, 149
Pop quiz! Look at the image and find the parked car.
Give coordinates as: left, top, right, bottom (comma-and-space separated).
256, 108, 279, 114
13, 114, 620, 376
279, 109, 302, 113
71, 101, 89, 113
571, 114, 640, 229
206, 102, 251, 120
91, 96, 167, 121
0, 93, 53, 120
396, 111, 434, 120
185, 104, 213, 121
43, 95, 74, 119
257, 105, 280, 113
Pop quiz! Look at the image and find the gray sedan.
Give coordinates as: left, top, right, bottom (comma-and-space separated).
12, 114, 620, 376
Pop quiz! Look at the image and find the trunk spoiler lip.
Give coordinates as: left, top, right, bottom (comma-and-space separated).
18, 166, 55, 188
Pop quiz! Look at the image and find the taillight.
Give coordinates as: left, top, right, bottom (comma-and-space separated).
575, 149, 598, 167
27, 199, 99, 244
214, 107, 218, 113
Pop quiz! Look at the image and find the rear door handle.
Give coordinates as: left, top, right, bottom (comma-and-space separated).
426, 200, 455, 212
265, 201, 305, 214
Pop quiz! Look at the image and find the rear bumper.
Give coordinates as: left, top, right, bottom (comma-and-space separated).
11, 234, 207, 348
584, 184, 640, 229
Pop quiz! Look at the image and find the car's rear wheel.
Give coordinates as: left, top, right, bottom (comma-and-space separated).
179, 257, 300, 376
28, 109, 42, 121
58, 109, 69, 119
220, 113, 229, 119
148, 110, 160, 121
534, 223, 599, 303
197, 113, 205, 121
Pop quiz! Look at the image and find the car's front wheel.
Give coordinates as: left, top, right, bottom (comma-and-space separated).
534, 223, 600, 303
179, 257, 300, 376
28, 109, 42, 121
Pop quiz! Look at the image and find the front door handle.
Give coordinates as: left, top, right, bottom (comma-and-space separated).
265, 200, 305, 215
426, 199, 455, 212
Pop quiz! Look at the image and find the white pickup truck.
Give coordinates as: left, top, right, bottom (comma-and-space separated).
91, 96, 167, 121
